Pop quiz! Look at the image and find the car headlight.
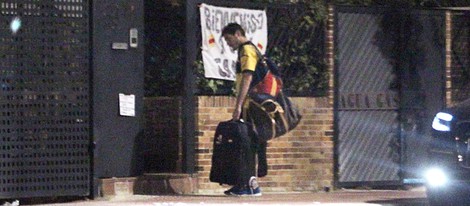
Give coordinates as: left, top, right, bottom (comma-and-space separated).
425, 168, 448, 187
432, 112, 453, 132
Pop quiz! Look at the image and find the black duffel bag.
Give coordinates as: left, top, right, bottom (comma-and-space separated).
245, 91, 302, 142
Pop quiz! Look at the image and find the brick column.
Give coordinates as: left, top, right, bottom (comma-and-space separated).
445, 10, 453, 106
325, 4, 335, 107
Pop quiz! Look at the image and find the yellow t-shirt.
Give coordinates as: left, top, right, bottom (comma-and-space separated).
236, 43, 258, 92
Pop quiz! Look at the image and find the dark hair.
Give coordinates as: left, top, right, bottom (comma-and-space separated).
221, 23, 245, 36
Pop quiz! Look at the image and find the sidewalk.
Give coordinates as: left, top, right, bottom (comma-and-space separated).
28, 188, 428, 206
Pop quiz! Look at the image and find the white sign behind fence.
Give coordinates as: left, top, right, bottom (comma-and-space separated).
199, 3, 267, 81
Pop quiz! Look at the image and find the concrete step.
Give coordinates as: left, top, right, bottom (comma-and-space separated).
100, 173, 197, 197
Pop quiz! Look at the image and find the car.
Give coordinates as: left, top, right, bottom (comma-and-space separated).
426, 98, 470, 205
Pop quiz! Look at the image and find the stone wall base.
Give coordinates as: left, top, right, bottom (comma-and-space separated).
99, 173, 197, 197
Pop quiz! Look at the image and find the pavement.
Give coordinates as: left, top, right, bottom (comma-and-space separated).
18, 187, 428, 206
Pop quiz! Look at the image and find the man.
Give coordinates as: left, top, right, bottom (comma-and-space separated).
221, 23, 262, 196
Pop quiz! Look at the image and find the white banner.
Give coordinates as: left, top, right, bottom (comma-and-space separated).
200, 3, 268, 81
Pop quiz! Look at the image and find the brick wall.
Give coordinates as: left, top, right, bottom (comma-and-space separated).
194, 96, 334, 194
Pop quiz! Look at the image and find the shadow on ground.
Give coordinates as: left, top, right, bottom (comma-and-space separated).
368, 198, 428, 206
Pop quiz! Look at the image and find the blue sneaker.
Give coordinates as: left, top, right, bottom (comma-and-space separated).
224, 186, 239, 196
229, 186, 262, 196
229, 177, 262, 196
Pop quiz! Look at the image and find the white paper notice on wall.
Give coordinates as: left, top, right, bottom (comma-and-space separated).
119, 93, 135, 117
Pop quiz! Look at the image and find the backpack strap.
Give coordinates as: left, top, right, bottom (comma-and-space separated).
241, 42, 282, 77
237, 42, 268, 90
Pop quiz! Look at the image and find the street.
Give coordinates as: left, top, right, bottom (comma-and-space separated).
23, 187, 428, 206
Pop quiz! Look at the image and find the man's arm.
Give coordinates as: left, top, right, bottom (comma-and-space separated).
233, 72, 253, 120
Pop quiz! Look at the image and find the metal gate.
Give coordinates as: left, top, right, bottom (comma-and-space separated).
0, 1, 90, 198
335, 7, 401, 186
335, 7, 446, 186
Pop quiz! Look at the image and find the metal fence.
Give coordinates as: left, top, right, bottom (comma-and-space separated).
0, 0, 90, 198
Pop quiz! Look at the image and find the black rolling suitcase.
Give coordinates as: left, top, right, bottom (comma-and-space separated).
209, 120, 257, 186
